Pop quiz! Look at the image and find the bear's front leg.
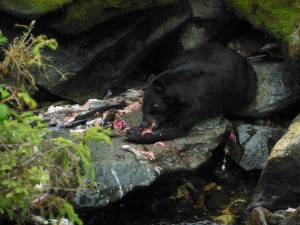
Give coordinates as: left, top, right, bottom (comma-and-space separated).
125, 124, 188, 144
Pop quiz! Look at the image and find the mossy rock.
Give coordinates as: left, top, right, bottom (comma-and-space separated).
0, 0, 74, 18
50, 0, 175, 34
226, 0, 300, 57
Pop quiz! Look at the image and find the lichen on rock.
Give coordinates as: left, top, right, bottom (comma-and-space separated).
225, 0, 300, 57
0, 0, 74, 18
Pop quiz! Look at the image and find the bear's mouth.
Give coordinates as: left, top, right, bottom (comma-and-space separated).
141, 127, 153, 136
148, 118, 158, 129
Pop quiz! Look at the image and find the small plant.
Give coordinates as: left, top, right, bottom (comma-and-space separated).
0, 30, 8, 46
0, 85, 37, 111
0, 98, 110, 224
0, 21, 111, 225
1, 20, 58, 90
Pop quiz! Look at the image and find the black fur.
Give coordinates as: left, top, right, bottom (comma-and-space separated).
125, 43, 257, 144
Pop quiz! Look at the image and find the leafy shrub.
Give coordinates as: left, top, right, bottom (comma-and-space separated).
0, 23, 111, 224
0, 103, 110, 224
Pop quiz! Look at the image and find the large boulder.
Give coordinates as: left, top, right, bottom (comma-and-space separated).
75, 114, 232, 207
247, 114, 300, 211
230, 123, 285, 171
239, 61, 300, 118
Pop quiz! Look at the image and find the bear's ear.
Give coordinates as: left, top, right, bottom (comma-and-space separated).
148, 74, 156, 83
151, 79, 165, 93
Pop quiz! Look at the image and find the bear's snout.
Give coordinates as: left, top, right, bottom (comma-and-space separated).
141, 116, 162, 130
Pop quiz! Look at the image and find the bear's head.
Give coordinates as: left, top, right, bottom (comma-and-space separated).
141, 74, 169, 129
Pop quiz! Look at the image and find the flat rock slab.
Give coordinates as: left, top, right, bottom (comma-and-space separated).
75, 113, 232, 208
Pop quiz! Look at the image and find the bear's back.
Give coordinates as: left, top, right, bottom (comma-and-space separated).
158, 43, 257, 117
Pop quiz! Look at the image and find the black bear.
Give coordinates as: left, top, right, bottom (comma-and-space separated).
125, 43, 257, 144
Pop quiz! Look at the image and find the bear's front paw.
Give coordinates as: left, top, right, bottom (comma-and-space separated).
125, 127, 143, 142
125, 127, 156, 143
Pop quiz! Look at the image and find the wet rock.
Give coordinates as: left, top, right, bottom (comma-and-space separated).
75, 113, 232, 207
239, 61, 300, 118
34, 2, 192, 103
247, 206, 300, 225
230, 123, 285, 171
247, 207, 271, 225
247, 113, 300, 211
0, 0, 73, 19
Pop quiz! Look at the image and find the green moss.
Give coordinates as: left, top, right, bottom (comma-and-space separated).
56, 0, 106, 32
52, 0, 175, 34
230, 0, 300, 56
0, 0, 73, 17
106, 0, 174, 9
5, 0, 73, 12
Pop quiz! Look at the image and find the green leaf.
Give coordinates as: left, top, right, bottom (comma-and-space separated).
2, 180, 10, 185
30, 166, 38, 173
15, 188, 24, 194
0, 88, 10, 100
0, 31, 8, 45
6, 193, 13, 198
61, 152, 68, 170
0, 164, 12, 171
41, 174, 50, 183
0, 103, 9, 121
17, 92, 38, 110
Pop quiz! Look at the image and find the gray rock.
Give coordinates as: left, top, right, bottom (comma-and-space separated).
188, 0, 228, 20
75, 114, 232, 207
179, 23, 208, 50
247, 206, 300, 225
247, 113, 300, 211
230, 123, 285, 171
141, 16, 233, 71
239, 61, 300, 118
179, 20, 231, 51
34, 2, 192, 103
247, 207, 272, 225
